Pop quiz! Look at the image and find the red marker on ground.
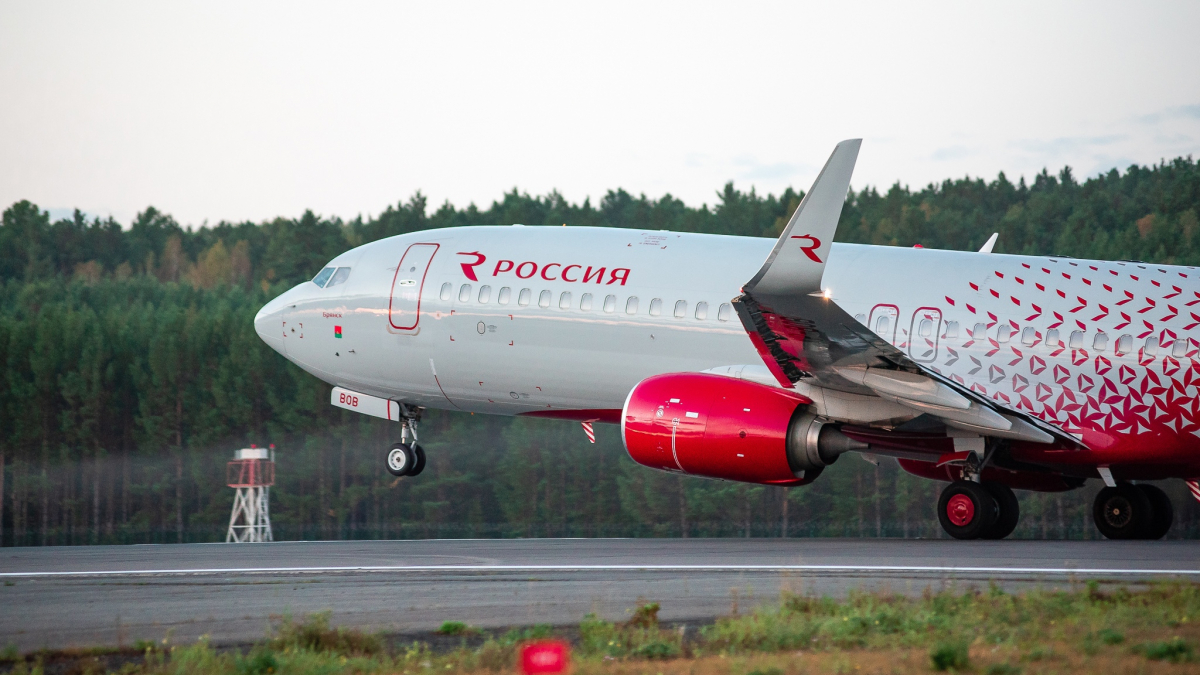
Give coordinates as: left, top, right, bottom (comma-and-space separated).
520, 641, 569, 674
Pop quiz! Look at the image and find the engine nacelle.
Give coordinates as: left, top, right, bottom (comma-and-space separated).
621, 372, 866, 485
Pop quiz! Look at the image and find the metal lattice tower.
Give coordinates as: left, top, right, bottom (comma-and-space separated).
226, 446, 275, 543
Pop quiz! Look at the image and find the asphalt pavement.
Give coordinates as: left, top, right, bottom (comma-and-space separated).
1, 538, 1197, 651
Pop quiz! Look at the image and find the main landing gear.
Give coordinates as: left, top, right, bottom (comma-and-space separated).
935, 444, 1020, 540
1092, 483, 1173, 540
937, 480, 1020, 540
386, 405, 426, 477
936, 479, 1176, 540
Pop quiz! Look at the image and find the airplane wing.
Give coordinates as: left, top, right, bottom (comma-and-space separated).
733, 139, 1075, 447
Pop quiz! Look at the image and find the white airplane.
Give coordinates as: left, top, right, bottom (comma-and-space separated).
255, 140, 1200, 540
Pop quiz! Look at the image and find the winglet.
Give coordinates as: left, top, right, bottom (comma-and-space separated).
744, 139, 861, 295
979, 232, 998, 254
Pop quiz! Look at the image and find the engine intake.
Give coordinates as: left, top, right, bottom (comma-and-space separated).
621, 372, 867, 485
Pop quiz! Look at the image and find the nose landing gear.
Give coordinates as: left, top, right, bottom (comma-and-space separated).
386, 442, 426, 476
386, 405, 426, 477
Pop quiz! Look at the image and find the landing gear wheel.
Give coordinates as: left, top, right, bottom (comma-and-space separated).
981, 482, 1020, 540
386, 442, 416, 477
1136, 484, 1174, 540
938, 481, 998, 540
1093, 485, 1153, 539
408, 443, 426, 477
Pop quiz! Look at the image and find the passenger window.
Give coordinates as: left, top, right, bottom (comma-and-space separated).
854, 313, 867, 324
626, 297, 639, 314
312, 267, 334, 287
559, 291, 572, 309
1144, 337, 1159, 356
1069, 330, 1085, 349
1172, 338, 1188, 357
971, 323, 987, 340
458, 284, 472, 302
439, 282, 452, 301
1046, 328, 1060, 345
478, 285, 491, 303
674, 300, 687, 319
518, 288, 531, 306
695, 301, 709, 320
580, 293, 593, 311
603, 294, 616, 313
918, 319, 932, 337
538, 290, 551, 308
1093, 332, 1108, 351
944, 321, 959, 339
875, 316, 890, 334
1114, 334, 1132, 356
1021, 327, 1038, 346
498, 287, 511, 305
997, 325, 1012, 343
649, 298, 662, 316
717, 303, 732, 322
326, 267, 351, 287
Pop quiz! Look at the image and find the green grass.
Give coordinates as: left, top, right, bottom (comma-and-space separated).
929, 638, 969, 671
696, 581, 1199, 655
2, 582, 1197, 674
1134, 636, 1195, 662
437, 621, 476, 636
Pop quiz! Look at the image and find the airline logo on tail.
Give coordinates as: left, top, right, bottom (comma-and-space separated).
790, 234, 823, 263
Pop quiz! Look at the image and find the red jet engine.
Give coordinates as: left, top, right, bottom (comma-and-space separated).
621, 372, 865, 485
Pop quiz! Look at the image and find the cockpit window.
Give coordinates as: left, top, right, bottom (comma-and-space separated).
325, 267, 351, 288
312, 267, 335, 287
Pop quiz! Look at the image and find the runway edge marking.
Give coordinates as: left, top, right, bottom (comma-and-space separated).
2, 564, 1200, 578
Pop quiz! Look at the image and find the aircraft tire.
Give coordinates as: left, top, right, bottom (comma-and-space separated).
1136, 484, 1174, 540
937, 481, 998, 540
980, 482, 1020, 539
409, 443, 427, 477
1092, 485, 1153, 539
386, 442, 416, 477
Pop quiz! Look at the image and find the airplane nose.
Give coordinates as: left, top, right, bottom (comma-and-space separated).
254, 298, 287, 356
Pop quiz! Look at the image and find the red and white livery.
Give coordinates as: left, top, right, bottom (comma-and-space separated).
255, 140, 1200, 540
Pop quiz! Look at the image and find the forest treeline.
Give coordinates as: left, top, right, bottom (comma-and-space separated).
1, 158, 1199, 545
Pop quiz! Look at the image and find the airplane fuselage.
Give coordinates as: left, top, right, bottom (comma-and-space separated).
255, 225, 1200, 480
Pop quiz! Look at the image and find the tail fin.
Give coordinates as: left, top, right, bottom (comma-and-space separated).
744, 139, 860, 295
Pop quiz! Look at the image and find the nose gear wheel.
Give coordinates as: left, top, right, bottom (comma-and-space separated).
387, 443, 415, 476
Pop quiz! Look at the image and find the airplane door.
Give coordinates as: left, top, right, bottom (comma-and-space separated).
868, 304, 899, 345
908, 307, 942, 362
388, 243, 440, 334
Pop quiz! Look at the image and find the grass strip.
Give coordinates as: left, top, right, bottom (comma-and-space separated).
2, 581, 1197, 674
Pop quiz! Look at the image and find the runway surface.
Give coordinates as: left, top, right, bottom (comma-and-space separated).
1, 538, 1198, 651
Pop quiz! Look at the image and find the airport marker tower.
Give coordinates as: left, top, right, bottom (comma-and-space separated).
225, 445, 275, 543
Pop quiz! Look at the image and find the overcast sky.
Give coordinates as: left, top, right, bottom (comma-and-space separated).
2, 1, 1198, 227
